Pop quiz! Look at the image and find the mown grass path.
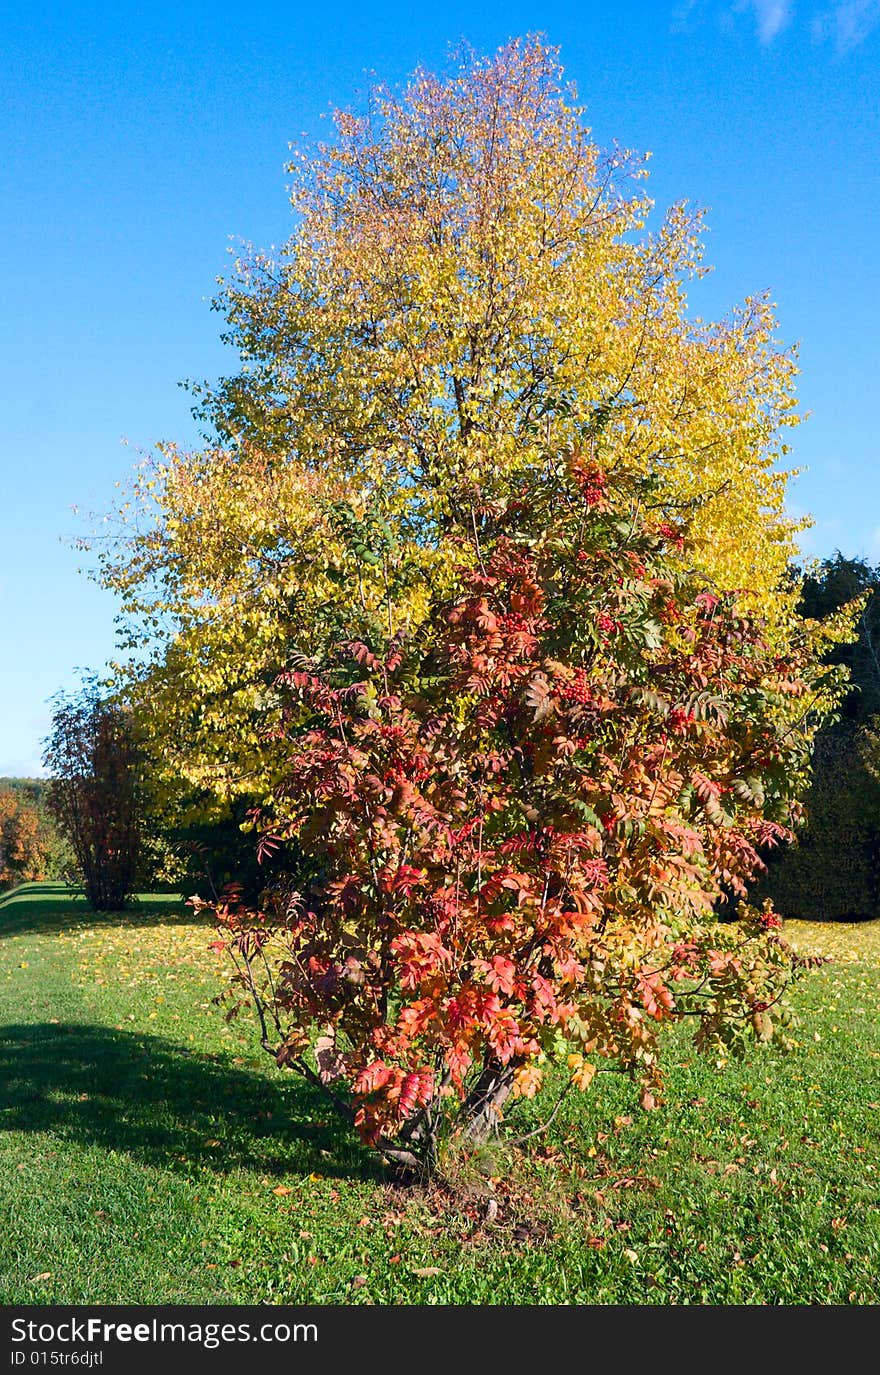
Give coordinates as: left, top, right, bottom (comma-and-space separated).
1, 882, 878, 1304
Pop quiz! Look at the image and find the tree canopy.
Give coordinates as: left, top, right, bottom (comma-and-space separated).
90, 37, 820, 809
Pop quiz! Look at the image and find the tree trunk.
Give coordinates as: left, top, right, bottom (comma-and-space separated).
457, 1059, 516, 1144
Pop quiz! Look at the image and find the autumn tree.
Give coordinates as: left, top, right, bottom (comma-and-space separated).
0, 778, 77, 881
88, 39, 846, 1170
42, 682, 144, 911
0, 788, 49, 889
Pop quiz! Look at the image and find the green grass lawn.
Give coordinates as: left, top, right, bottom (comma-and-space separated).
1, 880, 878, 1305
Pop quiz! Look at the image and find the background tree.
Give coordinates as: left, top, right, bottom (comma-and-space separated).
759, 554, 880, 921
88, 37, 829, 813
0, 787, 50, 889
0, 778, 77, 881
42, 681, 144, 911
148, 783, 297, 902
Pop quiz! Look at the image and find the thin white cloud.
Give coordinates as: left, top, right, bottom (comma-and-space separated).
673, 1, 793, 41
671, 0, 704, 26
675, 0, 880, 51
811, 0, 880, 51
739, 0, 794, 42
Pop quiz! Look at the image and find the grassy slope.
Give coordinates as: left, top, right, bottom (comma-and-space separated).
1, 882, 878, 1305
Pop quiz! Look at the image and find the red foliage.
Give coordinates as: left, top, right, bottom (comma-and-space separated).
208, 457, 822, 1165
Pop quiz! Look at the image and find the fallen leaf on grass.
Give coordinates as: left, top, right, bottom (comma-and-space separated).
29, 1273, 51, 1282
412, 1267, 441, 1278
272, 1186, 292, 1197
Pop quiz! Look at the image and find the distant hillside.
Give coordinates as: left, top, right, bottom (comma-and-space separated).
0, 777, 48, 801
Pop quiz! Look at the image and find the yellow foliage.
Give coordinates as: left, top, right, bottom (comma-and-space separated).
567, 1054, 597, 1092
90, 38, 824, 804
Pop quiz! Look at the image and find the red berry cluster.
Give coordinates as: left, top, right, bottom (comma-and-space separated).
596, 612, 620, 637
667, 707, 696, 733
561, 668, 592, 705
758, 911, 783, 931
752, 751, 779, 767
574, 461, 608, 508
662, 598, 680, 622
657, 522, 685, 551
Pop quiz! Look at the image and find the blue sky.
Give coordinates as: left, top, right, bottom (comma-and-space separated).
1, 0, 878, 776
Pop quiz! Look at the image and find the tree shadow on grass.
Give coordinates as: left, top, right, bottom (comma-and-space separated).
0, 883, 207, 939
0, 1021, 376, 1182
